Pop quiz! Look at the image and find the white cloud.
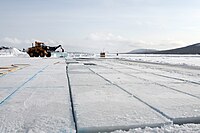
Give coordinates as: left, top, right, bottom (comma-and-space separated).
46, 40, 64, 45
0, 36, 188, 53
2, 37, 22, 44
24, 39, 32, 44
84, 32, 188, 52
85, 32, 149, 52
156, 39, 187, 49
86, 32, 127, 42
0, 37, 65, 49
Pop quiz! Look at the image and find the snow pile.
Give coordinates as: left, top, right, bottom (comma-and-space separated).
0, 47, 28, 57
112, 124, 200, 133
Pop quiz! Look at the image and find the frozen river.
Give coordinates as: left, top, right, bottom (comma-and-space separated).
0, 56, 200, 132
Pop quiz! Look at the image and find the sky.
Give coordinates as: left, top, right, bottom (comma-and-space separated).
1, 0, 200, 53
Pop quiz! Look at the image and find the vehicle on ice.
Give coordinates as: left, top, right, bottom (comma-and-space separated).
27, 41, 64, 57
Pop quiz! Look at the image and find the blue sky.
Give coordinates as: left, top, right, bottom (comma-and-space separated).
1, 0, 200, 52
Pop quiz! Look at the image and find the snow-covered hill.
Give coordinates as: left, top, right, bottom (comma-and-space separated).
128, 43, 200, 54
127, 49, 158, 54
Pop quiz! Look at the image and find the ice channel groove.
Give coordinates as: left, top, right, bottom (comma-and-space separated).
126, 64, 200, 85
66, 65, 78, 133
115, 67, 200, 100
86, 67, 173, 123
116, 59, 200, 85
94, 63, 200, 124
100, 63, 200, 100
0, 65, 49, 105
109, 63, 200, 99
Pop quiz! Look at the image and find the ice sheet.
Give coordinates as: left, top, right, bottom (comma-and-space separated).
0, 58, 75, 132
87, 60, 200, 124
68, 64, 171, 132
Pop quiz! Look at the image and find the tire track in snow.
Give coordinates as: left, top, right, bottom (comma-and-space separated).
102, 60, 200, 100
0, 65, 49, 105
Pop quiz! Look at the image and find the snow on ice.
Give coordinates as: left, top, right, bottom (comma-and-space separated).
0, 58, 75, 132
68, 64, 170, 132
119, 54, 200, 68
0, 54, 200, 133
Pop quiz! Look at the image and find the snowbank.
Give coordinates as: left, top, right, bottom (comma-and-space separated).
77, 53, 200, 68
112, 124, 200, 133
118, 54, 200, 68
0, 47, 28, 57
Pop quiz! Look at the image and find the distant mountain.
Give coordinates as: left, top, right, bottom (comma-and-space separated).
127, 49, 158, 54
153, 43, 200, 54
128, 43, 200, 54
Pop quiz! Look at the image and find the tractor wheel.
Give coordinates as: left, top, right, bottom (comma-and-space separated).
46, 52, 51, 57
40, 52, 45, 57
34, 52, 39, 57
29, 52, 34, 57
